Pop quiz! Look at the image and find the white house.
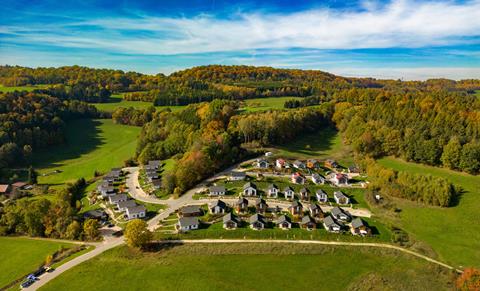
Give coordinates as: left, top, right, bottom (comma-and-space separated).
332, 173, 348, 186
108, 194, 128, 206
266, 184, 279, 198
331, 206, 351, 222
323, 215, 342, 233
116, 199, 137, 212
293, 160, 306, 169
209, 186, 226, 196
334, 191, 350, 205
243, 182, 257, 196
210, 200, 227, 214
229, 171, 246, 181
275, 159, 286, 169
311, 173, 325, 185
125, 205, 146, 220
176, 217, 200, 232
316, 189, 328, 203
223, 213, 239, 229
283, 186, 295, 200
256, 159, 270, 169
276, 215, 292, 229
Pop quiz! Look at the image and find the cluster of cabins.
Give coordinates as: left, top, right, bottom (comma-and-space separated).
176, 199, 370, 236
0, 182, 29, 197
209, 180, 351, 205
97, 168, 123, 198
144, 160, 162, 189
107, 194, 146, 220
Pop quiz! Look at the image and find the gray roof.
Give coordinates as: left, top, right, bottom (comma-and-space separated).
312, 173, 324, 180
255, 198, 267, 206
230, 171, 246, 177
284, 186, 294, 192
109, 194, 128, 203
299, 188, 308, 194
117, 200, 137, 209
126, 205, 146, 215
334, 191, 347, 199
223, 212, 238, 223
351, 218, 365, 229
236, 197, 248, 205
301, 215, 314, 225
209, 186, 226, 193
211, 200, 227, 209
98, 184, 114, 192
331, 206, 346, 217
178, 217, 199, 227
243, 182, 257, 190
290, 200, 303, 208
293, 160, 304, 166
276, 215, 291, 224
83, 209, 106, 219
324, 215, 340, 227
249, 214, 265, 224
148, 160, 162, 167
309, 203, 321, 211
180, 205, 202, 214
267, 184, 278, 190
316, 189, 327, 196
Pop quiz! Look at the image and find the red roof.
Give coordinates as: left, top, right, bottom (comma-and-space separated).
0, 184, 10, 193
12, 182, 27, 188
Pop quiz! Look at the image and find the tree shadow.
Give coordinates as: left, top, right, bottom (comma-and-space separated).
143, 241, 184, 253
32, 119, 104, 170
449, 187, 465, 207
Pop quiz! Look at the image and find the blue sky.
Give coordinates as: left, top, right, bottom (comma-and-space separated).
1, 0, 480, 80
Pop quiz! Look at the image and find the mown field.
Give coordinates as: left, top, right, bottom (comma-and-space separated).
240, 96, 303, 112
32, 119, 140, 186
40, 244, 454, 291
91, 94, 186, 112
0, 237, 73, 288
378, 157, 480, 268
0, 84, 49, 93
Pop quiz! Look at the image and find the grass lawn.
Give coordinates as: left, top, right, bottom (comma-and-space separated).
0, 84, 49, 93
32, 119, 140, 186
40, 243, 454, 291
0, 237, 73, 288
475, 90, 480, 98
378, 157, 480, 268
92, 94, 186, 113
240, 96, 304, 112
271, 127, 354, 165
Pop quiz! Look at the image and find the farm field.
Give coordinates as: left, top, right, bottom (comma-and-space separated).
378, 157, 480, 268
0, 84, 49, 92
40, 243, 454, 291
240, 96, 303, 112
0, 237, 73, 288
92, 94, 186, 112
271, 127, 354, 165
32, 119, 140, 186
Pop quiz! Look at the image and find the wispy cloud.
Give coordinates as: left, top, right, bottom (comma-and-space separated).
2, 0, 480, 55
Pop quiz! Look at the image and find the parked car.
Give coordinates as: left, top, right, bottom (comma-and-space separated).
20, 279, 35, 289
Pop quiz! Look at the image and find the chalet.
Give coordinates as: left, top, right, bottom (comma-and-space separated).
11, 182, 27, 191
298, 188, 309, 201
83, 209, 107, 221
223, 213, 239, 229
275, 159, 286, 169
176, 217, 200, 232
351, 218, 371, 236
117, 199, 137, 212
311, 173, 325, 185
323, 215, 342, 233
276, 215, 292, 229
308, 204, 324, 218
105, 169, 122, 182
291, 172, 306, 184
152, 179, 162, 190
348, 165, 360, 174
108, 194, 128, 206
324, 159, 338, 169
332, 173, 348, 186
243, 182, 257, 196
209, 186, 226, 196
315, 189, 328, 203
293, 160, 306, 169
331, 206, 351, 222
110, 168, 122, 177
210, 200, 227, 214
235, 197, 249, 213
283, 186, 295, 200
255, 198, 268, 214
307, 159, 320, 169
256, 159, 270, 169
300, 215, 316, 230
97, 182, 115, 197
288, 200, 303, 216
229, 171, 246, 181
0, 184, 11, 195
334, 191, 350, 205
125, 205, 146, 220
266, 184, 279, 198
249, 214, 266, 230
179, 205, 203, 217
145, 170, 159, 182
148, 160, 162, 170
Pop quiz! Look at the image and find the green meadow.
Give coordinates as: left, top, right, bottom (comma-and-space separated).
0, 237, 73, 288
240, 96, 303, 112
33, 119, 140, 186
0, 84, 49, 93
40, 244, 454, 291
378, 157, 480, 268
92, 94, 186, 113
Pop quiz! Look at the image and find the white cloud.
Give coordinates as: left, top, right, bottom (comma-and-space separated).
1, 0, 480, 55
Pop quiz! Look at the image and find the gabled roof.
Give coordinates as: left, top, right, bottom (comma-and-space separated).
312, 173, 324, 180
316, 189, 327, 196
211, 200, 227, 209
293, 160, 304, 165
276, 215, 291, 224
230, 171, 246, 177
323, 215, 339, 227
209, 186, 226, 193
126, 205, 146, 215
236, 197, 248, 205
334, 191, 347, 199
178, 217, 199, 227
117, 200, 137, 209
223, 212, 238, 223
180, 205, 202, 214
309, 203, 321, 211
290, 200, 303, 208
331, 206, 347, 217
299, 188, 308, 194
301, 215, 315, 225
109, 194, 127, 203
249, 214, 265, 224
148, 160, 162, 167
12, 182, 27, 188
255, 198, 267, 206
267, 184, 278, 190
284, 186, 294, 192
243, 182, 257, 190
351, 218, 365, 229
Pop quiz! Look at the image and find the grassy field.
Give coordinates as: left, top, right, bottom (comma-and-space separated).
32, 119, 140, 186
271, 127, 354, 165
474, 90, 480, 98
378, 157, 480, 268
240, 97, 304, 112
0, 84, 49, 93
92, 94, 186, 113
0, 237, 73, 288
40, 244, 454, 291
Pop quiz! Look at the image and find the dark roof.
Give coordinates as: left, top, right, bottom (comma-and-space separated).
323, 215, 339, 227
109, 194, 127, 203
267, 184, 278, 190
236, 197, 248, 205
126, 205, 146, 214
290, 200, 303, 208
331, 206, 346, 217
276, 215, 291, 224
334, 191, 347, 199
255, 198, 266, 206
211, 200, 227, 209
299, 188, 308, 194
181, 205, 202, 214
316, 189, 327, 196
148, 160, 162, 167
178, 217, 199, 227
243, 182, 257, 190
301, 215, 314, 225
351, 218, 365, 229
284, 186, 294, 192
209, 186, 226, 193
249, 214, 265, 224
223, 212, 238, 223
309, 203, 321, 210
83, 209, 106, 219
230, 171, 246, 177
117, 200, 137, 209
